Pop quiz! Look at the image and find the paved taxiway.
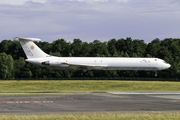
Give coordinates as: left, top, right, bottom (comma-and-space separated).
0, 92, 180, 115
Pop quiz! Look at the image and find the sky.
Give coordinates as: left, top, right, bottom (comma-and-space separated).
0, 0, 180, 43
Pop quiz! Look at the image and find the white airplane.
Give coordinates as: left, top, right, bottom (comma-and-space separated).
16, 37, 171, 76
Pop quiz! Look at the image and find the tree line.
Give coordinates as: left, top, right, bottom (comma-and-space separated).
0, 37, 179, 79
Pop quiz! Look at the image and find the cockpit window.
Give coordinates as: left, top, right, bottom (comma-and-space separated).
156, 59, 168, 64
163, 60, 167, 63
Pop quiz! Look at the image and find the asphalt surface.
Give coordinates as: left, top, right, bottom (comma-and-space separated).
0, 92, 180, 115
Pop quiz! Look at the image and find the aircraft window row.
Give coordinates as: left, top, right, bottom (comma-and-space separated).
141, 60, 150, 64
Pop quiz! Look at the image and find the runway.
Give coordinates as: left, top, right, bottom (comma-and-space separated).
0, 92, 180, 115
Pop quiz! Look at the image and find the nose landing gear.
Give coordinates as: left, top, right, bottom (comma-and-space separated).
155, 70, 157, 77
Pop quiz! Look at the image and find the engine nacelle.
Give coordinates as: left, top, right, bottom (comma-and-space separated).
41, 61, 50, 65
41, 60, 66, 66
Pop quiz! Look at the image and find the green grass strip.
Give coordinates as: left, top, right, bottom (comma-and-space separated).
1, 113, 180, 120
0, 80, 180, 92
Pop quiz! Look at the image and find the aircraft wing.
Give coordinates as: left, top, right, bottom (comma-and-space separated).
62, 62, 108, 70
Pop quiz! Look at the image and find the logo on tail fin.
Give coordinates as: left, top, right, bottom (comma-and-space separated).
30, 45, 35, 50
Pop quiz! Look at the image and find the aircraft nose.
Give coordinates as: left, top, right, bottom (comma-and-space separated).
166, 64, 171, 69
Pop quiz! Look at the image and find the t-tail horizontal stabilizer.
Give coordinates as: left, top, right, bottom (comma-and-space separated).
15, 37, 49, 59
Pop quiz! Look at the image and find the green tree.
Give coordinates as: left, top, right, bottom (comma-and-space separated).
0, 53, 14, 79
90, 40, 107, 57
71, 39, 82, 57
123, 52, 129, 57
147, 38, 161, 57
14, 57, 26, 78
132, 40, 147, 57
107, 39, 118, 56
0, 40, 25, 59
21, 68, 33, 78
37, 41, 52, 54
81, 42, 93, 57
51, 39, 70, 57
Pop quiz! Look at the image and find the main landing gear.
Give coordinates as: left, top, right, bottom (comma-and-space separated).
155, 70, 157, 77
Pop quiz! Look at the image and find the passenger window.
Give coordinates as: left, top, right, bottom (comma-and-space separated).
141, 60, 147, 63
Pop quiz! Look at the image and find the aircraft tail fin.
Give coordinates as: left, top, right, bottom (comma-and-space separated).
15, 37, 49, 59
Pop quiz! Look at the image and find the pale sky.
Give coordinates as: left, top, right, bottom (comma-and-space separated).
0, 0, 180, 43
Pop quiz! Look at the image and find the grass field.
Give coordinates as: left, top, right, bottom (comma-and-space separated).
1, 80, 180, 120
0, 80, 180, 93
0, 80, 180, 120
1, 113, 180, 120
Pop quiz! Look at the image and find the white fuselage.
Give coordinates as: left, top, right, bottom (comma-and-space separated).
16, 37, 171, 73
26, 57, 171, 71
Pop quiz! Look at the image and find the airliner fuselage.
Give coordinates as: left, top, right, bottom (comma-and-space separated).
26, 57, 170, 71
15, 37, 171, 76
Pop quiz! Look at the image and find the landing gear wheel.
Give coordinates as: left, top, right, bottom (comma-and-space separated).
155, 71, 157, 77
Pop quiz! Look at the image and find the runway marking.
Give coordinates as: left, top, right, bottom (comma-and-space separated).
0, 101, 53, 104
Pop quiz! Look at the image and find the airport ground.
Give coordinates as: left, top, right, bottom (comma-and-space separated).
0, 80, 180, 92
0, 80, 180, 119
